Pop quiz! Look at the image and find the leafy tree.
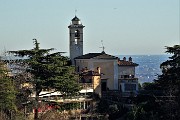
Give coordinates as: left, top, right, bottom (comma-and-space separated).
156, 45, 180, 95
142, 82, 158, 90
9, 39, 80, 119
14, 71, 33, 115
95, 98, 128, 120
154, 45, 180, 119
0, 60, 17, 119
127, 95, 162, 120
127, 104, 146, 120
129, 45, 180, 120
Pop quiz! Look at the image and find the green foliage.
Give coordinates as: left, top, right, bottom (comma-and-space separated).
127, 105, 146, 120
155, 45, 180, 119
9, 39, 80, 96
157, 45, 180, 94
142, 82, 159, 90
95, 98, 128, 120
56, 103, 80, 112
127, 95, 162, 120
0, 77, 17, 110
127, 45, 180, 120
95, 99, 109, 113
0, 61, 17, 119
9, 39, 81, 119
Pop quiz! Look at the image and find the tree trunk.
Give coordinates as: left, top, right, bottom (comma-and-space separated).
34, 92, 39, 120
34, 88, 41, 120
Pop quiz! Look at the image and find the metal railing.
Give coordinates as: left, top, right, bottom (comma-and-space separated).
79, 83, 93, 89
119, 78, 138, 83
40, 95, 93, 103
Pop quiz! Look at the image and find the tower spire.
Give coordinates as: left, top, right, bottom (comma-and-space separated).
75, 9, 77, 16
100, 40, 105, 53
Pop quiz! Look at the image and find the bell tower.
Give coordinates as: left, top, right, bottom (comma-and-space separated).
68, 16, 85, 65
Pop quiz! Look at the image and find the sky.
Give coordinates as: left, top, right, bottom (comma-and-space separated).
0, 0, 179, 56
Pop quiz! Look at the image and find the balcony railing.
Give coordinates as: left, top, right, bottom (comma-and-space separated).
119, 78, 138, 80
40, 95, 93, 103
79, 83, 93, 89
119, 78, 138, 83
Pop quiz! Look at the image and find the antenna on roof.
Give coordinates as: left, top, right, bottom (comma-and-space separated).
99, 40, 105, 53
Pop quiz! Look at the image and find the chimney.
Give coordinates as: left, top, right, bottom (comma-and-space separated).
97, 67, 101, 74
129, 57, 132, 62
123, 57, 126, 61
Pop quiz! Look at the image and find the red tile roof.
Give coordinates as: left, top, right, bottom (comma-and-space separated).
118, 60, 138, 66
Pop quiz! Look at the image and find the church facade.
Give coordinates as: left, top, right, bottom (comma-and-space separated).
69, 16, 139, 96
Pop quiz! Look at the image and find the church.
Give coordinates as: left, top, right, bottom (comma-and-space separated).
68, 15, 139, 96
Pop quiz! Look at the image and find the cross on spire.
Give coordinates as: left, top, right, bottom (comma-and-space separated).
75, 9, 77, 16
100, 40, 105, 53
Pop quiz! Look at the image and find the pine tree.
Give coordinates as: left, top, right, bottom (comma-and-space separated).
155, 45, 180, 119
9, 39, 80, 119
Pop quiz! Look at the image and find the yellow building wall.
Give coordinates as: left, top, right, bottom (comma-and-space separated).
93, 61, 114, 90
93, 76, 101, 97
76, 59, 117, 90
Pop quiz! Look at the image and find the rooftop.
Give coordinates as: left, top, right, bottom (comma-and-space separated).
118, 60, 138, 66
75, 52, 118, 60
72, 16, 80, 21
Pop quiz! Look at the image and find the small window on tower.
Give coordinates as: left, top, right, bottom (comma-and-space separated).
75, 30, 80, 37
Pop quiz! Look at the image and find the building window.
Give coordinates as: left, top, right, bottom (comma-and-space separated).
125, 84, 136, 91
75, 30, 80, 37
129, 75, 134, 78
124, 75, 129, 78
75, 38, 78, 44
121, 75, 135, 79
